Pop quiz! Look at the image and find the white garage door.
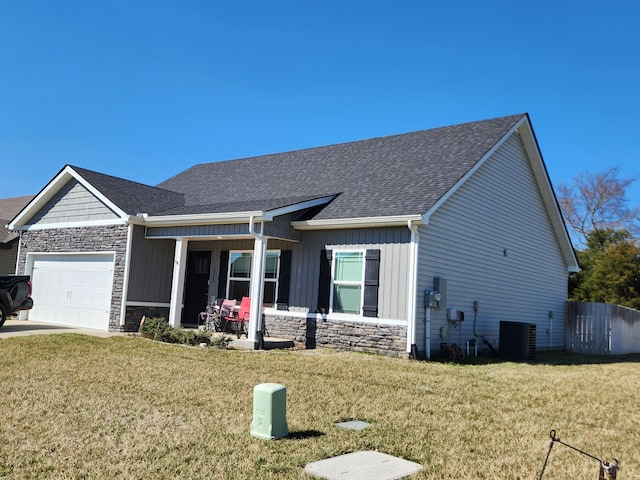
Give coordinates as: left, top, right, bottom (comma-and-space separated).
30, 253, 115, 331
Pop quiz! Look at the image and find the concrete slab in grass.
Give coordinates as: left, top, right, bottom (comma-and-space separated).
334, 420, 370, 431
305, 450, 423, 480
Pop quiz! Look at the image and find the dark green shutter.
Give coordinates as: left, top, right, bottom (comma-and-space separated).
276, 250, 292, 305
362, 249, 380, 317
217, 250, 229, 299
317, 249, 332, 313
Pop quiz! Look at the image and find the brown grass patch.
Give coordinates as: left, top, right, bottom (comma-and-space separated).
0, 334, 638, 479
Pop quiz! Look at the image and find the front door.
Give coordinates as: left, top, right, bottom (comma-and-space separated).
182, 251, 212, 326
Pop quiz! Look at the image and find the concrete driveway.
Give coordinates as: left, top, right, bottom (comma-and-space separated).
0, 318, 125, 339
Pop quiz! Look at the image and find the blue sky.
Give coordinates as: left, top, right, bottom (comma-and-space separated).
1, 1, 639, 207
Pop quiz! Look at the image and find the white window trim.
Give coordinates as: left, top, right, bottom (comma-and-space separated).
227, 249, 280, 304
329, 249, 366, 315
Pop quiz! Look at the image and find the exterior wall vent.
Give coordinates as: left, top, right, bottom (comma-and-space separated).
499, 321, 536, 361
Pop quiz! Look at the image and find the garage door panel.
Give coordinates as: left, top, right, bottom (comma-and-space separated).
30, 254, 115, 331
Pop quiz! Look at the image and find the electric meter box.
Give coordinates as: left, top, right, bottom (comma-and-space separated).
250, 383, 288, 440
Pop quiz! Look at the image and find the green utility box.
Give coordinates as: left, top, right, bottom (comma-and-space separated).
250, 383, 288, 440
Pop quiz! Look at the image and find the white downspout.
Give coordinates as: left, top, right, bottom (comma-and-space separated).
119, 223, 134, 327
15, 231, 23, 275
248, 216, 267, 347
15, 230, 26, 320
406, 220, 420, 357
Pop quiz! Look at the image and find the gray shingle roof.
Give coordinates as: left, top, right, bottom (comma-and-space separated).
157, 114, 525, 220
70, 166, 185, 215
156, 194, 336, 216
68, 114, 524, 221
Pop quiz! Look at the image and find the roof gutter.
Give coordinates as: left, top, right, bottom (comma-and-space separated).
136, 211, 266, 227
292, 215, 423, 230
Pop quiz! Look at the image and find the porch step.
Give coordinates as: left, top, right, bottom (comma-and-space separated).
230, 337, 295, 351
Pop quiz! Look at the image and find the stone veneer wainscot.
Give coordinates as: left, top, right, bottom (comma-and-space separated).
17, 225, 128, 331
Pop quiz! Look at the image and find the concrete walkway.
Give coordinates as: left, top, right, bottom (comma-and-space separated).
0, 318, 126, 339
0, 319, 295, 351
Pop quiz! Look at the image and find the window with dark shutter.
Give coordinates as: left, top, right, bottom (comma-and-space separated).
318, 248, 380, 317
317, 249, 332, 313
362, 249, 380, 317
217, 250, 229, 299
276, 250, 291, 306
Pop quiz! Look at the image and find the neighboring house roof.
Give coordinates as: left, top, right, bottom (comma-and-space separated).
157, 114, 526, 221
0, 195, 35, 245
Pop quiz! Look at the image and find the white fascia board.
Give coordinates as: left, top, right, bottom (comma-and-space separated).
8, 165, 128, 229
133, 196, 336, 227
18, 218, 128, 231
143, 211, 265, 227
517, 119, 580, 272
291, 215, 423, 230
263, 195, 336, 221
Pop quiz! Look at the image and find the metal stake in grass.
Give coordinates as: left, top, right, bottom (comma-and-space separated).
538, 429, 619, 480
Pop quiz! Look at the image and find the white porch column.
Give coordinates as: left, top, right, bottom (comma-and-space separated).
169, 238, 188, 328
406, 221, 420, 355
247, 225, 267, 343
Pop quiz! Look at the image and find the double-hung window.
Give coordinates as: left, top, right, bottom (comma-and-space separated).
317, 248, 380, 317
227, 250, 280, 306
330, 250, 365, 315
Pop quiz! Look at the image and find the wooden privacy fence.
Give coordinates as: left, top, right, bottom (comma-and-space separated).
566, 301, 640, 355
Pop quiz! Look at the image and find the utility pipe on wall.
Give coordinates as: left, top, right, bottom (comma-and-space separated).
548, 310, 553, 351
425, 306, 431, 360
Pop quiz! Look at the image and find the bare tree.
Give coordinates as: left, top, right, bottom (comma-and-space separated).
558, 166, 640, 247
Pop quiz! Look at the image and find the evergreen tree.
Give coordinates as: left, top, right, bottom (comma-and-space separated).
570, 229, 640, 308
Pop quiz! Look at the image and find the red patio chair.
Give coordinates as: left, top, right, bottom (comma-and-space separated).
221, 297, 250, 338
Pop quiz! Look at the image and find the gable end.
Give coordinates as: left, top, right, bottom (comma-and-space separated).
26, 180, 120, 226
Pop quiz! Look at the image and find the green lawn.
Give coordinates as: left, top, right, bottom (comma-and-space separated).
0, 334, 638, 479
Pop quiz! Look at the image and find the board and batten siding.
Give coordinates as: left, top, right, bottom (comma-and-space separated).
126, 226, 175, 303
180, 228, 411, 321
292, 227, 411, 320
415, 132, 569, 355
28, 180, 119, 225
146, 223, 251, 238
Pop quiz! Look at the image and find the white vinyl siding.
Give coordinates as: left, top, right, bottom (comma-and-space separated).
416, 132, 568, 353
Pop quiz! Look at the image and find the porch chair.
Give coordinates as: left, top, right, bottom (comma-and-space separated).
221, 296, 250, 338
200, 297, 223, 332
218, 299, 237, 334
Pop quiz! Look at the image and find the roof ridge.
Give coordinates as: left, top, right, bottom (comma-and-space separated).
190, 113, 526, 168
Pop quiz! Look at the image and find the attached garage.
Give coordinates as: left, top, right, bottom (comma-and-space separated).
28, 253, 115, 331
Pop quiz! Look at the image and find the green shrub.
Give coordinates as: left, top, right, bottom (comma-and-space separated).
140, 317, 172, 340
210, 334, 233, 348
139, 317, 223, 348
